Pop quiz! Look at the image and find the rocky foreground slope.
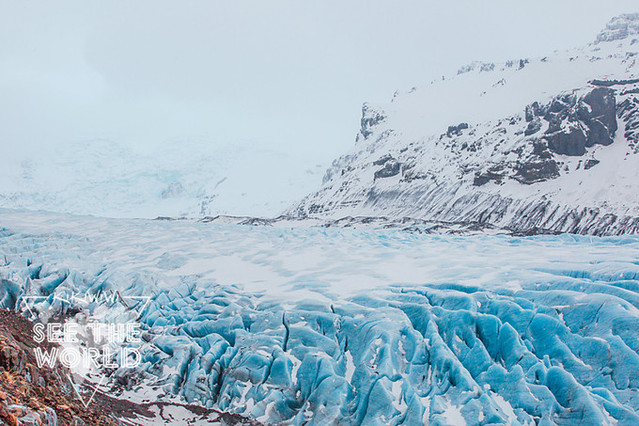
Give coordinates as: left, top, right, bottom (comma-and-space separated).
0, 309, 119, 425
291, 14, 639, 236
0, 307, 254, 425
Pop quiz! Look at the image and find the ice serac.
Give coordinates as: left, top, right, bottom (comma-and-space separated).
291, 14, 639, 236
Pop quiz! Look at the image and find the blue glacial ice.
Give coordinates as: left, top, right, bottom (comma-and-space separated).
1, 210, 639, 425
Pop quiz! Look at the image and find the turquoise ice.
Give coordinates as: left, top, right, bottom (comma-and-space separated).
1, 211, 639, 425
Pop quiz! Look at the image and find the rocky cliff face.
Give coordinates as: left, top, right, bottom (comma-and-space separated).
291, 14, 639, 236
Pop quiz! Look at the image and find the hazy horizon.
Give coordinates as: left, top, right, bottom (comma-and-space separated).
1, 2, 638, 217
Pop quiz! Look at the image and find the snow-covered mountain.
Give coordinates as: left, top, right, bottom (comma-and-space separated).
292, 14, 639, 236
0, 139, 326, 219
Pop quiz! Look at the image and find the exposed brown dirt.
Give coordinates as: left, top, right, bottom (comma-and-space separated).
0, 308, 119, 425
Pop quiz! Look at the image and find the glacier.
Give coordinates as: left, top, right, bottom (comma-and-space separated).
2, 210, 639, 425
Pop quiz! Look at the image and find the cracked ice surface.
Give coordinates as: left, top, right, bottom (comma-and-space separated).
1, 209, 639, 425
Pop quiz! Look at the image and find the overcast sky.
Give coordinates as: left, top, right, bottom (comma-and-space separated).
1, 1, 638, 163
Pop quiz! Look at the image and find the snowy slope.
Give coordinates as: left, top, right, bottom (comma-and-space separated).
292, 14, 639, 235
0, 139, 325, 219
2, 210, 639, 424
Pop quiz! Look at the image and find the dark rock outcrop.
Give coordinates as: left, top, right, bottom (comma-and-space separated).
374, 160, 401, 179
524, 117, 542, 135
514, 159, 560, 184
373, 154, 394, 166
582, 87, 618, 135
590, 78, 639, 87
357, 104, 386, 141
525, 101, 544, 122
533, 87, 618, 156
546, 126, 588, 156
473, 169, 504, 186
583, 159, 600, 169
446, 122, 469, 137
618, 96, 639, 153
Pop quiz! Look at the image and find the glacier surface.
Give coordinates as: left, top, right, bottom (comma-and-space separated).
1, 210, 639, 425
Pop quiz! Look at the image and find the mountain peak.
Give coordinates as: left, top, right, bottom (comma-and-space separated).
595, 13, 639, 43
291, 19, 639, 236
